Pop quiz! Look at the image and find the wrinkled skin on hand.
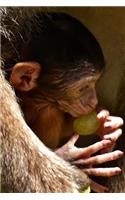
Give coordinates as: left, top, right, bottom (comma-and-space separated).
56, 109, 124, 192
97, 109, 123, 153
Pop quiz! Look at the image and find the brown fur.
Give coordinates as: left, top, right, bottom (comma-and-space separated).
0, 67, 90, 192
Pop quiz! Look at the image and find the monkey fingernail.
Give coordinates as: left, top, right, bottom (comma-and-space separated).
116, 169, 122, 174
104, 122, 111, 128
97, 110, 110, 119
103, 136, 112, 140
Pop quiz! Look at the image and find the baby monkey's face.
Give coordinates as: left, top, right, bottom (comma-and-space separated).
56, 74, 101, 118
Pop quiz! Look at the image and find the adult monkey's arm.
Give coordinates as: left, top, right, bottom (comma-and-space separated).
0, 68, 90, 192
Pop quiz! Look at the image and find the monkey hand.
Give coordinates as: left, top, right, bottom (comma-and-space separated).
97, 109, 124, 153
56, 133, 123, 192
55, 133, 123, 173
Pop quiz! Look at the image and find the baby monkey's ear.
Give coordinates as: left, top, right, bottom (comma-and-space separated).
10, 62, 41, 91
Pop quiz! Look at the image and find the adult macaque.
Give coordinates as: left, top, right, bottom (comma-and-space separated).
1, 7, 124, 192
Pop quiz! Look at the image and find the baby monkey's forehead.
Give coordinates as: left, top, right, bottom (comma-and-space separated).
69, 73, 101, 88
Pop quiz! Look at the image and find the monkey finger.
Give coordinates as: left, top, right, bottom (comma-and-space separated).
64, 140, 112, 161
72, 150, 123, 166
97, 109, 110, 120
100, 143, 115, 153
104, 116, 124, 129
90, 179, 109, 193
103, 128, 122, 142
97, 129, 122, 153
101, 129, 122, 152
78, 139, 112, 158
67, 133, 79, 146
83, 167, 122, 177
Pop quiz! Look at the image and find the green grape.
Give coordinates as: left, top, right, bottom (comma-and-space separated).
73, 111, 100, 135
80, 186, 91, 193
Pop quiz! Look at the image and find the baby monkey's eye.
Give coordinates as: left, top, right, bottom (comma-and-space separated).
79, 85, 89, 93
